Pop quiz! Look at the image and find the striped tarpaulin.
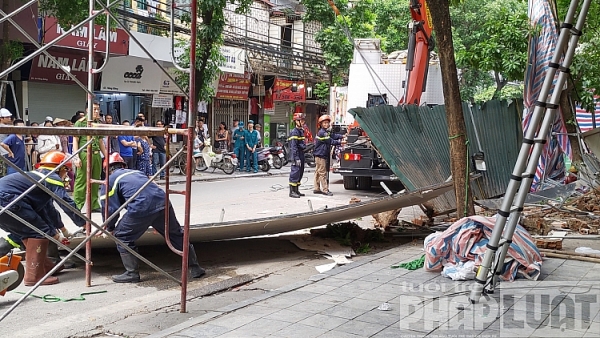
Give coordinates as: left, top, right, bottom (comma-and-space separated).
424, 216, 542, 282
523, 0, 571, 192
576, 103, 600, 133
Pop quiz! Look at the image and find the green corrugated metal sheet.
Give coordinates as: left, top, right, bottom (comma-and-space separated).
349, 100, 522, 212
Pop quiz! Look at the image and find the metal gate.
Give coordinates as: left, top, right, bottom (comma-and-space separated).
211, 99, 249, 138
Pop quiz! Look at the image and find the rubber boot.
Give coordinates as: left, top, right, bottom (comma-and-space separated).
0, 237, 14, 257
112, 252, 141, 283
188, 245, 206, 278
45, 241, 66, 275
47, 240, 77, 270
23, 238, 59, 286
289, 185, 300, 198
295, 185, 305, 197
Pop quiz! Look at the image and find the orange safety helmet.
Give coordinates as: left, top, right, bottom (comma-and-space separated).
104, 152, 127, 168
318, 115, 331, 125
39, 151, 72, 170
293, 112, 306, 121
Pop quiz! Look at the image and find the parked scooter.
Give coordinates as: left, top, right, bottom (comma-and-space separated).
246, 147, 273, 172
195, 138, 238, 175
268, 146, 285, 169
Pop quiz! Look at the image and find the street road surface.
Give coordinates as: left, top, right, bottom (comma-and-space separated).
0, 173, 425, 337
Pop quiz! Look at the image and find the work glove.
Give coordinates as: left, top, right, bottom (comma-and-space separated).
294, 159, 302, 167
61, 227, 72, 238
57, 232, 70, 246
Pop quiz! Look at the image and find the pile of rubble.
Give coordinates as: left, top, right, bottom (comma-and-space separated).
519, 188, 600, 249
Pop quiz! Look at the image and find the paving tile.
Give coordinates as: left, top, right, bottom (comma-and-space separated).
354, 309, 400, 326
271, 322, 329, 338
320, 303, 369, 320
232, 318, 292, 336
354, 290, 398, 303
585, 320, 600, 337
538, 316, 593, 333
427, 328, 483, 338
297, 283, 338, 295
334, 269, 372, 280
177, 324, 231, 337
359, 272, 397, 284
333, 318, 387, 337
233, 304, 279, 318
371, 325, 425, 338
317, 330, 363, 338
314, 277, 354, 287
286, 300, 337, 313
208, 314, 261, 330
528, 327, 584, 337
310, 293, 352, 306
325, 285, 365, 298
254, 291, 317, 309
263, 308, 314, 323
298, 313, 348, 331
339, 297, 382, 311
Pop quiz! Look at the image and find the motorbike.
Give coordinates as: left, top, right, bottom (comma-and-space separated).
194, 138, 238, 175
245, 147, 273, 172
268, 146, 285, 169
1, 251, 24, 296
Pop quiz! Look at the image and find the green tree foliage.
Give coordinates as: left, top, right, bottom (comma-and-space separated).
301, 0, 376, 84
556, 0, 600, 112
372, 0, 411, 53
452, 0, 529, 101
174, 0, 253, 104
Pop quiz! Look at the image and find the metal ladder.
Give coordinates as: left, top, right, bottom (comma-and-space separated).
469, 0, 592, 303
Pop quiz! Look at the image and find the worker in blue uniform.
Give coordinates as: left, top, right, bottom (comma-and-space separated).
244, 120, 260, 173
232, 121, 246, 171
288, 113, 306, 198
100, 153, 206, 283
313, 115, 344, 196
0, 151, 85, 286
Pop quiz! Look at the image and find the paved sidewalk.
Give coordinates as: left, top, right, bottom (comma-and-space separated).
148, 244, 600, 338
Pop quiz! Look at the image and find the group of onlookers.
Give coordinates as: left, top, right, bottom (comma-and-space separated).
0, 103, 169, 211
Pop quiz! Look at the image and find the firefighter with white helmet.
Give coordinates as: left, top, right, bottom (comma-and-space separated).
314, 115, 344, 196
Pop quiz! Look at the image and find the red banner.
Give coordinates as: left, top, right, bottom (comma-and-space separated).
43, 17, 129, 55
273, 78, 306, 102
29, 50, 100, 85
216, 72, 251, 100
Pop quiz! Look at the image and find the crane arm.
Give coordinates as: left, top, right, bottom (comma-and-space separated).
400, 0, 434, 105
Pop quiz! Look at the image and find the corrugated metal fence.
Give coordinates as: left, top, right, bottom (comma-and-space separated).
349, 100, 522, 213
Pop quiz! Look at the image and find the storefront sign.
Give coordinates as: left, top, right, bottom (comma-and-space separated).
219, 46, 245, 75
101, 56, 162, 94
44, 17, 129, 55
152, 94, 174, 108
160, 69, 185, 95
215, 72, 251, 101
129, 31, 184, 62
29, 51, 99, 85
273, 78, 306, 102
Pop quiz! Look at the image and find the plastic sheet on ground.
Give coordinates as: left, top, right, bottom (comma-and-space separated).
424, 216, 543, 282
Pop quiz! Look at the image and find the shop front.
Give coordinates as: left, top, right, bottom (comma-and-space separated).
23, 17, 129, 123
211, 72, 252, 139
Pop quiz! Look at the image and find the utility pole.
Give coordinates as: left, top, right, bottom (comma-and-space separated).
425, 0, 475, 216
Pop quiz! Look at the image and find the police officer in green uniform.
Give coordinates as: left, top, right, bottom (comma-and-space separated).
72, 101, 107, 212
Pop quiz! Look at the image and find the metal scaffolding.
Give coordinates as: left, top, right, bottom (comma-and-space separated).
0, 0, 198, 320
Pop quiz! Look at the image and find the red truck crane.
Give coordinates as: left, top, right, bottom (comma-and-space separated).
333, 0, 437, 190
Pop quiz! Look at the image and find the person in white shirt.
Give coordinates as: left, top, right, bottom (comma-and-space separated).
36, 120, 62, 157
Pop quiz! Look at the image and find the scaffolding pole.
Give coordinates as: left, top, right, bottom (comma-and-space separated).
0, 0, 198, 318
